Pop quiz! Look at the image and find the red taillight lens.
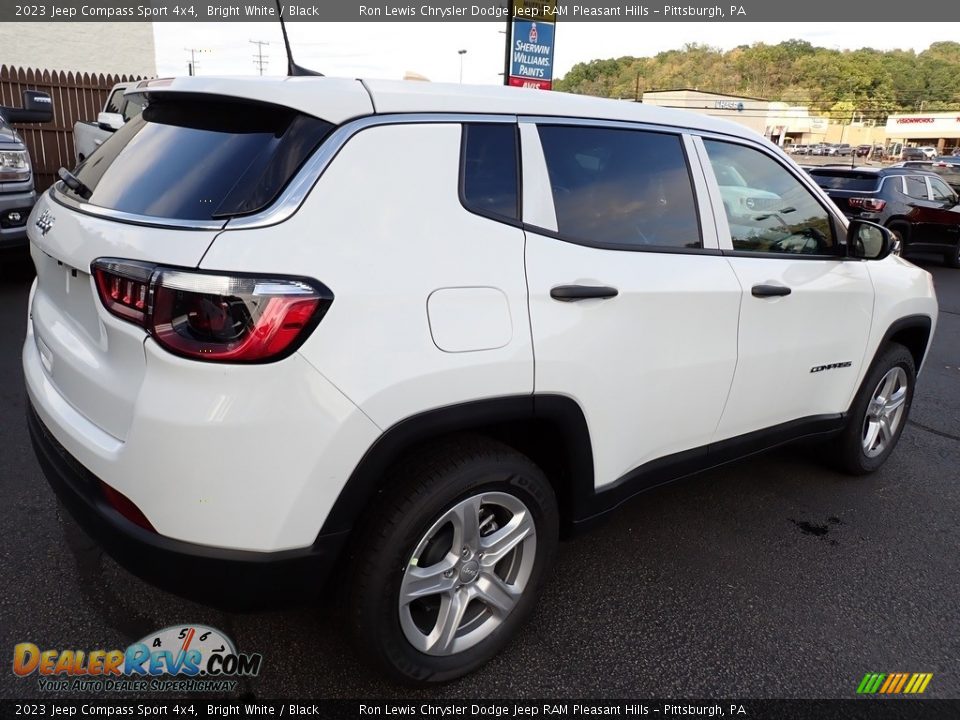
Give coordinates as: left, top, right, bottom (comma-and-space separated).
93, 260, 154, 326
92, 260, 331, 363
848, 197, 886, 212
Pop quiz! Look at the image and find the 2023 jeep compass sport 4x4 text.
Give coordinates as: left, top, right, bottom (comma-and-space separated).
24, 77, 937, 683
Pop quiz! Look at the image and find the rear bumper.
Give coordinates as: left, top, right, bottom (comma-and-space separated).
27, 401, 348, 609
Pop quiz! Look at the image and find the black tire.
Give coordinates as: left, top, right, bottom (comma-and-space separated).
886, 220, 910, 255
944, 241, 960, 268
348, 434, 559, 684
831, 343, 916, 475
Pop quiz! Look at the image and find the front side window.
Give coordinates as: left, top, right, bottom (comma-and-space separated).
704, 139, 835, 255
536, 125, 701, 250
929, 176, 955, 202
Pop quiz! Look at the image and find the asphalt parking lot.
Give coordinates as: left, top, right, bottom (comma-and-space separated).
1, 248, 958, 700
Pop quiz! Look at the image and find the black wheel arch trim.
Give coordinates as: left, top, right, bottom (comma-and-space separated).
317, 397, 858, 542
316, 318, 933, 546
864, 314, 934, 383
316, 394, 594, 538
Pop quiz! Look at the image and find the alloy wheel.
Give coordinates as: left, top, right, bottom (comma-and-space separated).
398, 491, 536, 656
861, 366, 909, 458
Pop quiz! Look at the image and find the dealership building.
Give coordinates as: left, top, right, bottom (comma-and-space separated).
884, 113, 960, 155
641, 89, 904, 149
641, 89, 834, 146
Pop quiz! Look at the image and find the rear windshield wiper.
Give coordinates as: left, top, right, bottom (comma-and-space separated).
58, 167, 92, 200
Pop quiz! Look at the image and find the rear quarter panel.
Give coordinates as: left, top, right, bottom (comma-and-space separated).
200, 121, 534, 430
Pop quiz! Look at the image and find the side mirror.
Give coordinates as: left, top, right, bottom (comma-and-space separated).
0, 90, 53, 124
96, 111, 125, 132
847, 219, 895, 260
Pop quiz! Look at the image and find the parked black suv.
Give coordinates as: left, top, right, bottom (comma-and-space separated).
808, 166, 960, 267
0, 90, 53, 250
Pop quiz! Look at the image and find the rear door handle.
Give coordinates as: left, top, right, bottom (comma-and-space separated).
751, 284, 792, 298
550, 285, 619, 302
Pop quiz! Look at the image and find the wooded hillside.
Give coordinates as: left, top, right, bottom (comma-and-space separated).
554, 41, 960, 120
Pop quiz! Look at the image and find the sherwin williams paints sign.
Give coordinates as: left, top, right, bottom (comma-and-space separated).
506, 0, 556, 90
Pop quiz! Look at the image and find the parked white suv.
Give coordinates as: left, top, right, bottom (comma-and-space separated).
23, 77, 937, 683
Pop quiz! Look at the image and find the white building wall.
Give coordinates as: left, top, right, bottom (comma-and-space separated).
641, 90, 771, 135
0, 23, 156, 77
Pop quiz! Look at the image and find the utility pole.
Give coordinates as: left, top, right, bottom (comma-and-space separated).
250, 39, 270, 76
184, 47, 210, 76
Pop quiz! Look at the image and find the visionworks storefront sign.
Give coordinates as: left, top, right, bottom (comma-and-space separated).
886, 114, 960, 138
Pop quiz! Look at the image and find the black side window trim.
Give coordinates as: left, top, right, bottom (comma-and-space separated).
697, 133, 849, 261
525, 124, 709, 255
458, 122, 523, 228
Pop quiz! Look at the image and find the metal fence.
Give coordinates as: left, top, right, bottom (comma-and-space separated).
0, 65, 143, 193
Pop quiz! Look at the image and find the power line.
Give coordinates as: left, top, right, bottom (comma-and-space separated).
184, 47, 211, 76
250, 39, 270, 76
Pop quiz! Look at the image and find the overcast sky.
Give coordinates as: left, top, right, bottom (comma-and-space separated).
153, 23, 957, 85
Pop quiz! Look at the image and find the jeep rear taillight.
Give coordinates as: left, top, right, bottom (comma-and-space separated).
93, 260, 154, 326
92, 259, 332, 363
848, 197, 886, 212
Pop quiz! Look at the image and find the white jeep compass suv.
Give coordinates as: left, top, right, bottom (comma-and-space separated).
23, 77, 937, 683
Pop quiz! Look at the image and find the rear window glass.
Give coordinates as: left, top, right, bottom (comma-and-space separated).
66, 95, 334, 221
808, 171, 880, 192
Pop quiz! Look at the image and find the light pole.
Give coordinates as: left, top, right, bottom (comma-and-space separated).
458, 49, 467, 84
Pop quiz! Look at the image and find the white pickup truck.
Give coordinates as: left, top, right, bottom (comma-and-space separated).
73, 82, 142, 164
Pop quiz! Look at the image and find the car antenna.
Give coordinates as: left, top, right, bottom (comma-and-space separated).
274, 0, 323, 76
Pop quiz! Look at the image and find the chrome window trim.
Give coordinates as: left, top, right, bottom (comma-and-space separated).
50, 186, 229, 230
517, 114, 748, 140
227, 113, 517, 230
50, 112, 516, 232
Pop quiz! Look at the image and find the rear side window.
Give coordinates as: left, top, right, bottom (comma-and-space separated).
536, 125, 701, 250
904, 176, 929, 200
66, 95, 334, 221
461, 123, 519, 221
808, 171, 880, 192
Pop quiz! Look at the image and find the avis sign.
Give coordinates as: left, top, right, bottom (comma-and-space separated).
507, 2, 556, 90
